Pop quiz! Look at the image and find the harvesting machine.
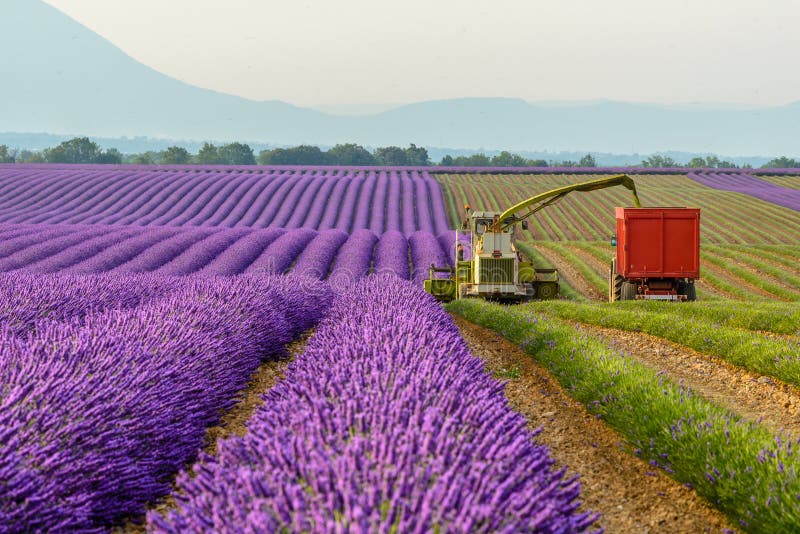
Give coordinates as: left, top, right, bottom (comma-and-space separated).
424, 174, 642, 302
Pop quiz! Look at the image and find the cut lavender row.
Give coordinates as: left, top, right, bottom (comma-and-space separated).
150, 276, 595, 533
0, 274, 333, 532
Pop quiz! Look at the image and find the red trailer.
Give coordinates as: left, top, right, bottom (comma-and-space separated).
610, 207, 700, 301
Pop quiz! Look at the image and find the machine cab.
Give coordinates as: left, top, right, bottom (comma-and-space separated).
469, 211, 512, 236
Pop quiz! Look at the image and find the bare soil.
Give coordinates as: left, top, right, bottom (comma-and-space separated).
569, 322, 800, 436
565, 244, 610, 277
534, 244, 603, 301
453, 315, 733, 533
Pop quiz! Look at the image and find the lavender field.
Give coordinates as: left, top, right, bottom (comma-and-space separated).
688, 171, 800, 212
4, 163, 798, 532
0, 165, 450, 234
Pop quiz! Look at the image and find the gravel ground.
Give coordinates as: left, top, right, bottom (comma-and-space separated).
453, 315, 734, 533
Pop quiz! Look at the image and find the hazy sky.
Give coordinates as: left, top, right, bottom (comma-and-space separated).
43, 0, 800, 110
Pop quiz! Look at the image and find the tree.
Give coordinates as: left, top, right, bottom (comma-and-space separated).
528, 159, 548, 167
451, 154, 491, 166
19, 150, 44, 163
219, 142, 256, 165
374, 146, 407, 166
579, 154, 597, 167
195, 143, 222, 165
43, 137, 102, 163
326, 143, 376, 165
259, 145, 327, 165
439, 155, 455, 166
404, 144, 430, 166
762, 156, 799, 168
0, 145, 15, 163
491, 151, 528, 167
95, 148, 122, 164
687, 157, 706, 168
161, 146, 191, 164
641, 155, 678, 168
129, 152, 157, 165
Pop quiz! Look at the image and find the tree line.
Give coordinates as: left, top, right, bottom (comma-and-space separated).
0, 138, 797, 168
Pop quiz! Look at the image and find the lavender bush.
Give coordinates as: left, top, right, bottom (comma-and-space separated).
150, 276, 595, 533
0, 274, 332, 532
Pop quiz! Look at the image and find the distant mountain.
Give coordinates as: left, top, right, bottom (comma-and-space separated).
2, 0, 799, 156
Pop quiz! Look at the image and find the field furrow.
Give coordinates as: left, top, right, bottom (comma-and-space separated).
454, 316, 732, 533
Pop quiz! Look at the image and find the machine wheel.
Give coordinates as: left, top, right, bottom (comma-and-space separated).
620, 281, 638, 300
536, 282, 558, 300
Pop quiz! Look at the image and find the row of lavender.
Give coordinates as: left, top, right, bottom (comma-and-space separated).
687, 172, 800, 212
150, 276, 595, 533
0, 166, 450, 235
0, 223, 455, 283
0, 273, 332, 531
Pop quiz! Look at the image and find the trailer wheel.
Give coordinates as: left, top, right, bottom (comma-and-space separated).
686, 282, 696, 302
620, 281, 637, 300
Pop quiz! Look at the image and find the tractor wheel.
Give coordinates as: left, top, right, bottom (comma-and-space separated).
620, 281, 637, 300
536, 282, 558, 300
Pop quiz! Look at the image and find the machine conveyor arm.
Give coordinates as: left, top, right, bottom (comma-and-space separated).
492, 174, 642, 232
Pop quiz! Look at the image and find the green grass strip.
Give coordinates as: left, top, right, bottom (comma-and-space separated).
706, 246, 800, 295
664, 301, 800, 336
522, 300, 800, 385
697, 266, 754, 300
702, 251, 798, 301
727, 245, 800, 273
450, 299, 800, 532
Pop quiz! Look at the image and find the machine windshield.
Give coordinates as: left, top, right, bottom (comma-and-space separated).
475, 219, 492, 235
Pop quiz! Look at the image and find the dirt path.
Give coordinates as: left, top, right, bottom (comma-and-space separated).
118, 333, 311, 533
534, 245, 602, 300
565, 244, 609, 277
453, 316, 733, 533
570, 322, 800, 436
